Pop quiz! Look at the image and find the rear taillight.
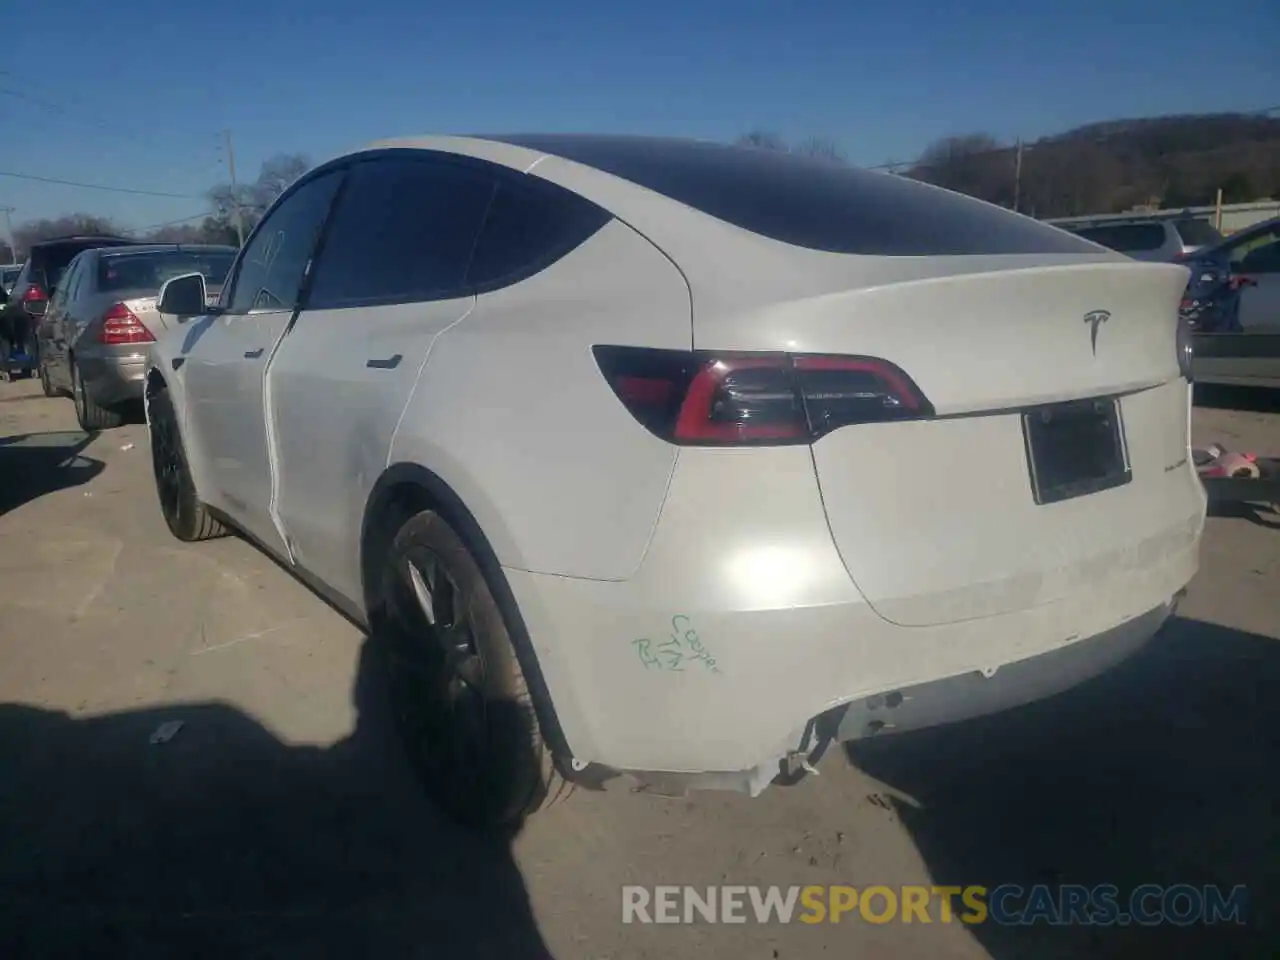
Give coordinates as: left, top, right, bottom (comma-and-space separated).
98, 303, 155, 345
21, 284, 47, 308
1176, 311, 1194, 382
593, 346, 933, 445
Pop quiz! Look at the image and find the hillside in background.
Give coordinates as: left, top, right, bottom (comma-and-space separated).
907, 112, 1280, 218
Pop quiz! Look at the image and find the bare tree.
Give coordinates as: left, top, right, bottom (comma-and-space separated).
793, 137, 848, 165
735, 131, 788, 152
207, 152, 312, 239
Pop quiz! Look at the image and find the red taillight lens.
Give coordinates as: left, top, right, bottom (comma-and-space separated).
98, 302, 155, 345
594, 346, 932, 446
21, 284, 47, 306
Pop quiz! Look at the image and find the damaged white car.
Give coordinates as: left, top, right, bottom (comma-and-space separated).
144, 134, 1205, 827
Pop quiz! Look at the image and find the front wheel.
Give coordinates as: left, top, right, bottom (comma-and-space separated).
148, 387, 226, 542
380, 510, 571, 828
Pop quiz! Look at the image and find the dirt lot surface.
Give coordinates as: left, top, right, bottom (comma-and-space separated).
1, 377, 1277, 959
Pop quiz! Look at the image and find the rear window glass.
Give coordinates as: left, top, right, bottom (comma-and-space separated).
1171, 218, 1222, 247
1072, 223, 1167, 253
489, 134, 1099, 256
98, 250, 236, 293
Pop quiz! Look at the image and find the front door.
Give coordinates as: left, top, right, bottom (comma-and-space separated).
181, 169, 345, 552
266, 155, 497, 603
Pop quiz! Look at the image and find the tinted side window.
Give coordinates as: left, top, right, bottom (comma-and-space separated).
1074, 223, 1167, 253
307, 158, 496, 309
1239, 236, 1280, 274
64, 256, 86, 304
47, 258, 78, 312
1172, 218, 1221, 247
466, 181, 611, 290
227, 170, 344, 314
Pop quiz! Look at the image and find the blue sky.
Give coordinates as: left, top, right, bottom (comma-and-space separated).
2, 0, 1277, 235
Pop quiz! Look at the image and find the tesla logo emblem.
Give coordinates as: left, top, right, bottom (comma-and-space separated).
1083, 310, 1111, 355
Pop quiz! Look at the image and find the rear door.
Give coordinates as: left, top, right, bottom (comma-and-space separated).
40, 254, 85, 388
266, 154, 497, 602
1231, 226, 1280, 331
180, 170, 345, 550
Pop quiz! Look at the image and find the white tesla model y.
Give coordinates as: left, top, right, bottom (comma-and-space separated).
145, 134, 1204, 827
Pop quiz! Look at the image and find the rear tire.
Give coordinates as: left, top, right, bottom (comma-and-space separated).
72, 361, 124, 430
38, 360, 57, 397
147, 386, 226, 542
380, 510, 570, 829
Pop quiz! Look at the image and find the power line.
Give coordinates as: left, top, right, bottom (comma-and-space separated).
0, 71, 228, 181
0, 170, 201, 199
128, 212, 212, 234
0, 85, 115, 132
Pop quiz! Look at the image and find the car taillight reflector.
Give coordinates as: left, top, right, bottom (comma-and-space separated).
593, 346, 933, 446
22, 284, 47, 304
99, 302, 155, 345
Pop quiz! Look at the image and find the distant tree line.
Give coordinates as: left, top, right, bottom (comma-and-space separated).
737, 112, 1280, 218
5, 112, 1277, 263
1, 153, 311, 262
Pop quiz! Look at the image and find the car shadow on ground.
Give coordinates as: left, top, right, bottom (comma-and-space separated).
1194, 384, 1280, 414
846, 616, 1278, 959
0, 636, 554, 960
0, 430, 104, 517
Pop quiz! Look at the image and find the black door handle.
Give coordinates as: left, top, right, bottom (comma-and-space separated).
244, 348, 264, 359
366, 354, 403, 369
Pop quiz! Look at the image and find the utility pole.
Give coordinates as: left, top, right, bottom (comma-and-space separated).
1012, 139, 1024, 213
223, 129, 245, 247
0, 206, 15, 262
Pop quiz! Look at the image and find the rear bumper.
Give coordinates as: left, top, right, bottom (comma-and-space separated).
510, 547, 1196, 796
1192, 332, 1280, 389
77, 352, 146, 406
505, 432, 1204, 792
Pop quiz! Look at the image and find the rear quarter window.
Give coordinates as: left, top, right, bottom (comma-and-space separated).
466, 180, 612, 290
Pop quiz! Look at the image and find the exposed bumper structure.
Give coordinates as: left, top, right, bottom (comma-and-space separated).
829, 599, 1172, 743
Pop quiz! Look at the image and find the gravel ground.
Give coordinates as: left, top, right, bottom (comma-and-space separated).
1, 377, 1276, 959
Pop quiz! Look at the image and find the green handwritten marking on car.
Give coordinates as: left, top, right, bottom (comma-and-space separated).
632, 615, 722, 674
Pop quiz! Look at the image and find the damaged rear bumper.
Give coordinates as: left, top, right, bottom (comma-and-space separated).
614, 598, 1176, 798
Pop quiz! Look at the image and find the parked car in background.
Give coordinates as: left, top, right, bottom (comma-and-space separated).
1060, 215, 1222, 262
1182, 215, 1280, 389
1, 264, 20, 296
1, 236, 143, 375
144, 135, 1202, 828
37, 244, 237, 428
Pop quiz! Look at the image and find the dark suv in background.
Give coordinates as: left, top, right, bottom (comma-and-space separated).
0, 235, 143, 376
